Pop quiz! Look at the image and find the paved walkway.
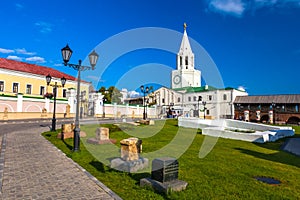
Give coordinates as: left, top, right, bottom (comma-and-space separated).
0, 127, 121, 200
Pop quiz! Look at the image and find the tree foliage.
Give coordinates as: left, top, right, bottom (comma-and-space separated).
98, 86, 122, 104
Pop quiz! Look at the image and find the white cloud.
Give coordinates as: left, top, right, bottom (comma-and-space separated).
237, 86, 246, 92
15, 3, 24, 10
254, 0, 300, 8
53, 63, 63, 67
15, 48, 36, 56
25, 56, 46, 63
0, 48, 15, 54
7, 55, 23, 61
209, 0, 246, 16
86, 75, 103, 82
207, 0, 300, 17
128, 90, 140, 98
35, 21, 52, 33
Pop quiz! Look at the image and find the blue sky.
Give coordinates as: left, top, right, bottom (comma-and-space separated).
0, 0, 300, 95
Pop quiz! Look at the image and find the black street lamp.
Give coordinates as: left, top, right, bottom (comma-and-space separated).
140, 85, 149, 120
202, 101, 207, 119
61, 44, 99, 152
272, 102, 276, 124
236, 103, 241, 120
197, 96, 202, 117
80, 90, 86, 119
45, 74, 66, 132
103, 97, 107, 118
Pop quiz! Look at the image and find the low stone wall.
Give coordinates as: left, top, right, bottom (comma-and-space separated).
0, 112, 75, 120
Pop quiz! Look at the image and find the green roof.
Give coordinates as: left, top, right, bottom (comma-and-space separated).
173, 85, 218, 93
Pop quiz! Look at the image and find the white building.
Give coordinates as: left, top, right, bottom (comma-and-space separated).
153, 24, 248, 119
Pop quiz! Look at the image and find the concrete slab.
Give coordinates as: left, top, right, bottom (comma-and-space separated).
281, 138, 300, 157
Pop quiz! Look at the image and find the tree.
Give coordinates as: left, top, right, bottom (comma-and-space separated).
99, 86, 106, 94
147, 86, 156, 106
98, 86, 122, 104
109, 86, 122, 104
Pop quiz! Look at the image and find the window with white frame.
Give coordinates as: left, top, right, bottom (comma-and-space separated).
223, 94, 227, 101
26, 84, 32, 94
63, 89, 67, 98
208, 95, 212, 101
13, 83, 19, 93
0, 81, 4, 92
40, 86, 45, 95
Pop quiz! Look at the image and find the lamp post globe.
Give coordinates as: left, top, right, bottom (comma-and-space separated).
61, 77, 66, 87
89, 50, 99, 69
46, 74, 52, 85
61, 44, 73, 65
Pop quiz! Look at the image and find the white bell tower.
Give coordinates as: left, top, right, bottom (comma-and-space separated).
171, 23, 201, 89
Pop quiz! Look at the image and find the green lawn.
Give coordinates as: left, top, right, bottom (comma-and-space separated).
42, 120, 300, 200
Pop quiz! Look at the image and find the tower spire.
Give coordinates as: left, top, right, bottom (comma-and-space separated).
177, 22, 194, 70
183, 22, 187, 31
172, 24, 201, 89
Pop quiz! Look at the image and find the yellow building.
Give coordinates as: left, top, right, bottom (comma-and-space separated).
0, 58, 92, 119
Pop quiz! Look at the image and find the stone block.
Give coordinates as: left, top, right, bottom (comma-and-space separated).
140, 178, 188, 194
140, 157, 187, 194
57, 131, 86, 139
86, 127, 115, 144
139, 120, 150, 125
62, 123, 75, 134
120, 137, 142, 161
152, 157, 179, 183
96, 127, 109, 141
58, 124, 86, 139
149, 120, 155, 125
111, 157, 149, 173
86, 138, 116, 145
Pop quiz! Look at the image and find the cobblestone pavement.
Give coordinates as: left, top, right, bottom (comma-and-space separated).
0, 127, 121, 200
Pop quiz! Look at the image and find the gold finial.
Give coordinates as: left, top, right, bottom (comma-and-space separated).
183, 23, 187, 30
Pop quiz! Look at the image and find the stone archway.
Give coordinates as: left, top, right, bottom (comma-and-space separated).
287, 116, 300, 125
260, 115, 269, 123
